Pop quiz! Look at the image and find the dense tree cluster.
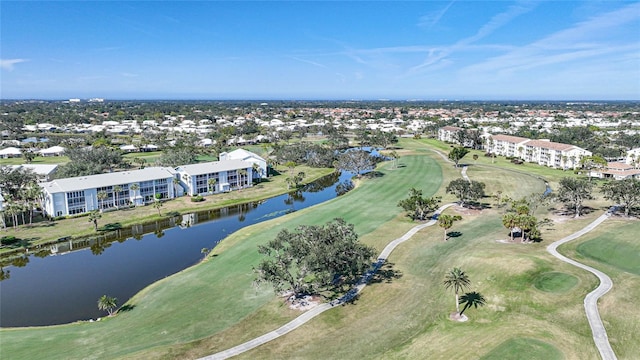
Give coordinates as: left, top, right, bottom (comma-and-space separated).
254, 218, 376, 298
335, 149, 377, 177
57, 147, 124, 178
0, 166, 42, 228
271, 142, 336, 168
601, 178, 640, 217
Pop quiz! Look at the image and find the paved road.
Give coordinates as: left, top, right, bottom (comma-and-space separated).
199, 203, 455, 360
546, 208, 618, 360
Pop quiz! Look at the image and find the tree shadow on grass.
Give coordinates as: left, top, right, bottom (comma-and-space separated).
362, 171, 385, 179
118, 304, 136, 313
369, 262, 403, 284
447, 231, 463, 239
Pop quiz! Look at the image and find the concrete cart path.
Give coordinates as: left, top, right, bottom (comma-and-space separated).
199, 203, 455, 360
546, 207, 618, 360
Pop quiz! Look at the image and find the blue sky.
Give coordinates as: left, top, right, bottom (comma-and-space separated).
1, 1, 639, 100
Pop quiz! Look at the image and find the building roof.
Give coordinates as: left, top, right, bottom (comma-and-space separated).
606, 162, 634, 170
224, 148, 266, 162
440, 126, 463, 132
0, 147, 22, 155
41, 167, 176, 194
525, 139, 576, 151
11, 164, 58, 176
176, 159, 253, 176
490, 134, 530, 144
39, 146, 65, 154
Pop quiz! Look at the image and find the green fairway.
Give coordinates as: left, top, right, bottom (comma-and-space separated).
557, 219, 640, 359
577, 236, 640, 275
0, 153, 443, 359
480, 338, 563, 360
533, 272, 579, 293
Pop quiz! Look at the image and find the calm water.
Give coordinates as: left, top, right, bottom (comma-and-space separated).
0, 171, 348, 327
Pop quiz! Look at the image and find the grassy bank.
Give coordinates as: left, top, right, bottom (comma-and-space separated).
0, 165, 333, 255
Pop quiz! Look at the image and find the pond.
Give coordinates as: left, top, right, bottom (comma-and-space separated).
0, 171, 351, 327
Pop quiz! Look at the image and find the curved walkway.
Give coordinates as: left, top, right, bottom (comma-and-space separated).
200, 203, 455, 360
546, 207, 618, 360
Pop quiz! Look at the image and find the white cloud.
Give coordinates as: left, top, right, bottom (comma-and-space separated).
418, 1, 455, 29
290, 57, 328, 69
1, 59, 28, 71
459, 2, 640, 77
410, 1, 538, 73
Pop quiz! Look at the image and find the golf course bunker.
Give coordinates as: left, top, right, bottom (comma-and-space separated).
533, 272, 578, 293
480, 337, 563, 360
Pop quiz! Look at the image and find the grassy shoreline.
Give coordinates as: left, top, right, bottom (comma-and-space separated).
0, 165, 334, 256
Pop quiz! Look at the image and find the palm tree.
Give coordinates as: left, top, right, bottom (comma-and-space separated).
88, 210, 101, 231
502, 213, 518, 242
153, 200, 163, 216
443, 268, 471, 314
97, 191, 108, 211
238, 169, 248, 189
207, 178, 217, 194
97, 295, 118, 316
172, 177, 180, 196
113, 185, 122, 209
129, 183, 140, 205
438, 214, 462, 241
252, 163, 261, 183
458, 291, 486, 316
285, 161, 296, 177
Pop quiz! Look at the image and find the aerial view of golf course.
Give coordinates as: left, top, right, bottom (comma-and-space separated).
1, 137, 637, 360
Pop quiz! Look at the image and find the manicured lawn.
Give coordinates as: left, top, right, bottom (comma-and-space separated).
0, 155, 69, 166
577, 235, 640, 275
533, 272, 579, 293
479, 337, 564, 360
558, 219, 640, 359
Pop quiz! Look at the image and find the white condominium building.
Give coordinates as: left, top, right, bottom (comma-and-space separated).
486, 134, 592, 170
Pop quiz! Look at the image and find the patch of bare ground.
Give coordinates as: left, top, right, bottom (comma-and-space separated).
282, 292, 322, 311
449, 312, 468, 322
453, 205, 483, 216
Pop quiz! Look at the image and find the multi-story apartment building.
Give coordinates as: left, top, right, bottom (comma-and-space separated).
40, 167, 177, 217
486, 134, 592, 170
175, 159, 253, 196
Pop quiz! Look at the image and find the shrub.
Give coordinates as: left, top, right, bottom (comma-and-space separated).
1, 236, 20, 246
191, 195, 204, 202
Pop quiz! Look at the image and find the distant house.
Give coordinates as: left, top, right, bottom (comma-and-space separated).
40, 167, 177, 217
219, 149, 268, 179
38, 146, 65, 157
119, 144, 139, 153
176, 160, 253, 196
10, 164, 59, 181
0, 147, 22, 158
590, 162, 640, 180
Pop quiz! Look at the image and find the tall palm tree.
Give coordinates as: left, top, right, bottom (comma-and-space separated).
97, 295, 118, 316
502, 213, 518, 242
438, 214, 462, 241
88, 210, 101, 231
207, 178, 217, 194
252, 163, 261, 183
458, 291, 486, 316
129, 183, 140, 205
113, 185, 122, 209
238, 169, 248, 189
443, 267, 471, 314
97, 191, 108, 211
